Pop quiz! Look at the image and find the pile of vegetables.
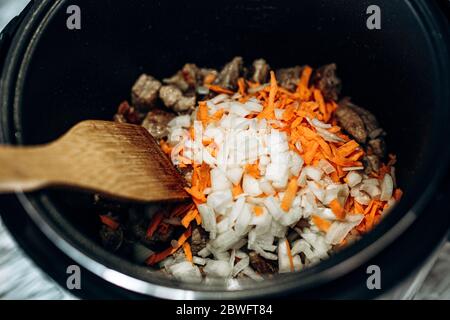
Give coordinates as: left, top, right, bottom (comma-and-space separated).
101, 59, 402, 282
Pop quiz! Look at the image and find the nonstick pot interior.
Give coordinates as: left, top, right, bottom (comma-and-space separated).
1, 0, 449, 298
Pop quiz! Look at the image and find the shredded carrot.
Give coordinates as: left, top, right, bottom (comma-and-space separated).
184, 186, 206, 202
281, 178, 298, 211
207, 84, 234, 95
337, 140, 360, 157
285, 239, 295, 272
183, 242, 193, 263
181, 208, 199, 228
210, 109, 225, 121
303, 141, 319, 165
146, 212, 164, 238
253, 206, 264, 216
330, 199, 346, 220
237, 77, 246, 96
365, 201, 380, 230
257, 71, 278, 119
197, 101, 209, 126
394, 188, 403, 201
198, 163, 211, 192
146, 226, 192, 265
232, 183, 244, 198
245, 163, 260, 178
311, 215, 331, 232
99, 215, 119, 230
171, 203, 194, 218
297, 66, 312, 100
354, 201, 365, 214
195, 213, 202, 225
313, 89, 326, 118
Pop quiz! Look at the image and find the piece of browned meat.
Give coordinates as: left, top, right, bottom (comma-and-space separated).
337, 98, 387, 169
368, 138, 386, 158
190, 226, 208, 255
215, 56, 243, 90
141, 109, 175, 140
363, 154, 380, 174
114, 100, 141, 124
131, 74, 162, 110
312, 63, 342, 101
275, 66, 304, 91
336, 99, 368, 143
344, 101, 385, 140
159, 85, 196, 113
164, 63, 199, 92
251, 59, 270, 84
249, 252, 278, 274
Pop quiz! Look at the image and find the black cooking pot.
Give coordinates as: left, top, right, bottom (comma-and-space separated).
0, 0, 449, 299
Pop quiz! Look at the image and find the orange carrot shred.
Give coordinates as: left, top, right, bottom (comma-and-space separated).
100, 215, 119, 230
257, 71, 278, 119
197, 101, 209, 126
183, 242, 193, 263
232, 183, 244, 198
394, 188, 403, 201
337, 140, 360, 157
146, 212, 164, 238
181, 208, 199, 228
207, 84, 234, 95
285, 239, 295, 272
253, 206, 264, 216
330, 199, 346, 220
311, 215, 331, 232
281, 178, 298, 211
237, 77, 246, 96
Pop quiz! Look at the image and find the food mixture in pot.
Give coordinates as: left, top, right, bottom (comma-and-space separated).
98, 57, 402, 282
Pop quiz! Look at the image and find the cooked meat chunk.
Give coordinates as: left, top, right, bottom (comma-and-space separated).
180, 63, 199, 88
336, 99, 368, 143
215, 56, 243, 90
190, 226, 208, 255
344, 100, 384, 139
164, 63, 200, 92
363, 154, 380, 174
275, 66, 304, 91
99, 225, 123, 252
159, 85, 182, 107
251, 59, 270, 84
249, 252, 278, 274
312, 63, 342, 101
141, 109, 175, 139
159, 85, 196, 113
368, 138, 386, 158
131, 74, 162, 110
114, 100, 141, 124
176, 96, 196, 112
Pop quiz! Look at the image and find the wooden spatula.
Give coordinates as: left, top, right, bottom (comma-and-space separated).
0, 120, 189, 202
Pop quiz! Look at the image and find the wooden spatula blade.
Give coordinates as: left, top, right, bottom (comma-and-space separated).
0, 120, 190, 203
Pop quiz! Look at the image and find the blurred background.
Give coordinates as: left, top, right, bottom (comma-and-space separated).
0, 0, 449, 300
0, 0, 29, 31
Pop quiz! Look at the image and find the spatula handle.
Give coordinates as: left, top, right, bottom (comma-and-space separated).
0, 145, 60, 192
